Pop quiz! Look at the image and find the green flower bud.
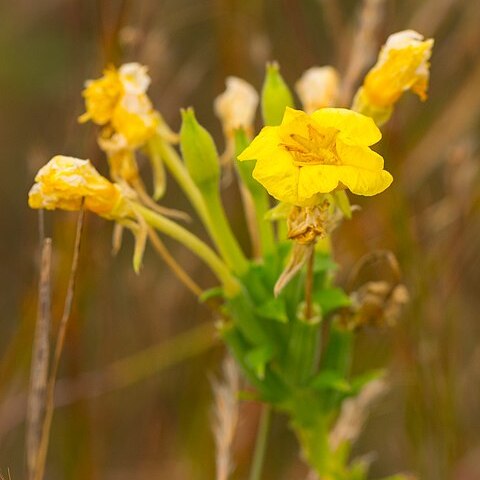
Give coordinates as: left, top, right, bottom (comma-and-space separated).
261, 62, 294, 126
180, 107, 220, 187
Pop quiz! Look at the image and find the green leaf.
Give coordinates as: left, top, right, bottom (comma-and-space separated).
314, 288, 351, 315
310, 370, 351, 393
255, 297, 288, 323
245, 345, 276, 379
313, 252, 338, 273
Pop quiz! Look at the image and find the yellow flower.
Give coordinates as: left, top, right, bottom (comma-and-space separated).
28, 155, 123, 217
357, 30, 433, 109
295, 66, 340, 113
237, 107, 392, 206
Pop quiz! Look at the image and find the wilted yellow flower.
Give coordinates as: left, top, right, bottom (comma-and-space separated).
214, 76, 259, 136
356, 30, 433, 110
79, 63, 159, 147
78, 67, 122, 125
111, 93, 159, 147
238, 107, 392, 206
295, 66, 340, 113
28, 155, 123, 217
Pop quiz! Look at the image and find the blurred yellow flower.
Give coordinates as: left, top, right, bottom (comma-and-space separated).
78, 66, 122, 125
28, 155, 123, 217
357, 30, 434, 109
111, 93, 159, 147
238, 107, 392, 206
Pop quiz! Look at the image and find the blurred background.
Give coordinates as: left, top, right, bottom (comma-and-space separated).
1, 0, 479, 478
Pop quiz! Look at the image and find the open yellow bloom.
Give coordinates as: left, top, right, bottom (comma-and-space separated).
357, 30, 433, 109
28, 155, 123, 217
238, 107, 392, 206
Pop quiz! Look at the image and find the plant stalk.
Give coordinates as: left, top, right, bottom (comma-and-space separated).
249, 404, 272, 480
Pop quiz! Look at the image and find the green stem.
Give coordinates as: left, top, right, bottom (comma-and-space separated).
153, 136, 249, 275
151, 137, 211, 226
249, 404, 272, 480
136, 204, 240, 297
201, 184, 249, 275
252, 191, 276, 257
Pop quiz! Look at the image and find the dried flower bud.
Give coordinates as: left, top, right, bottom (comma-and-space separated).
295, 66, 340, 113
214, 76, 259, 136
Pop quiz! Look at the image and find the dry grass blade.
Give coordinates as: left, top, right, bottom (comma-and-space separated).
33, 208, 85, 480
211, 356, 240, 480
339, 0, 386, 107
26, 238, 52, 479
402, 60, 480, 194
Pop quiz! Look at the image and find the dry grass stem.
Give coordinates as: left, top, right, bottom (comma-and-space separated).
0, 322, 218, 441
147, 227, 203, 297
211, 355, 240, 480
329, 378, 387, 450
402, 58, 480, 194
339, 0, 386, 106
26, 238, 52, 479
33, 207, 85, 480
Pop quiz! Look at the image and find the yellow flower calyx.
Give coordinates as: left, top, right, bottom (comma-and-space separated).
238, 107, 392, 206
28, 155, 124, 217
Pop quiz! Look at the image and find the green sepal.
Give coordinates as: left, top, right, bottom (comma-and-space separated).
198, 286, 224, 303
180, 107, 220, 187
309, 370, 352, 394
313, 287, 351, 316
350, 369, 386, 395
334, 190, 352, 219
245, 344, 276, 379
261, 62, 294, 126
254, 297, 288, 323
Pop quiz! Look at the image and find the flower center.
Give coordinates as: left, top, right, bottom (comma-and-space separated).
281, 124, 340, 166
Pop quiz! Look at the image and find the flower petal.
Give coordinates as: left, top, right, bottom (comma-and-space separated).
336, 140, 385, 170
311, 108, 381, 145
336, 165, 393, 196
252, 149, 299, 205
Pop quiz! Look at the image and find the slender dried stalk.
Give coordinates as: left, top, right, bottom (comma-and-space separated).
211, 356, 240, 480
1, 322, 218, 441
339, 0, 386, 107
33, 208, 85, 480
147, 226, 203, 297
26, 238, 52, 479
